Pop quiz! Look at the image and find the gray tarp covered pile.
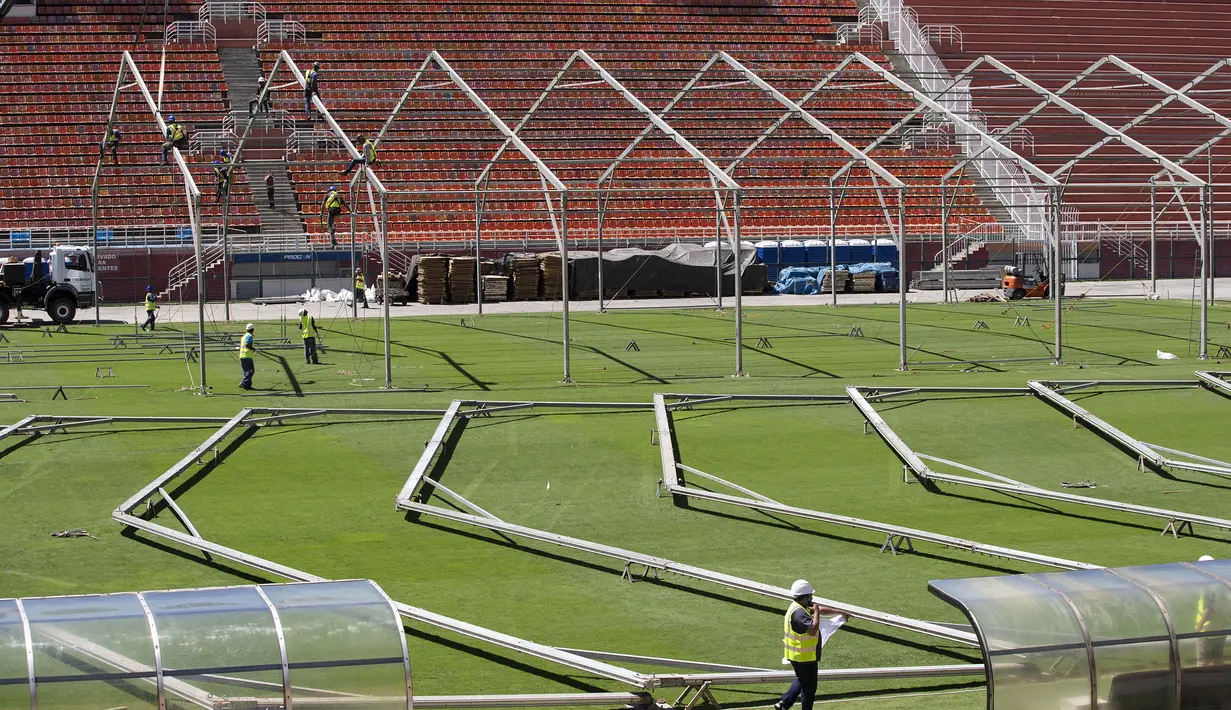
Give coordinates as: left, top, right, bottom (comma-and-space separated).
562, 243, 765, 299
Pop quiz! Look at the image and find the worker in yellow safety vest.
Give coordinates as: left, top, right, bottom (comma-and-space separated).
297, 308, 321, 365
304, 61, 321, 119
1197, 555, 1229, 666
238, 323, 257, 390
161, 115, 188, 165
355, 269, 368, 309
341, 136, 378, 176
776, 580, 841, 710
321, 186, 347, 248
141, 286, 159, 331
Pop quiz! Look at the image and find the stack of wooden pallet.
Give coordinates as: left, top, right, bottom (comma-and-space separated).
417, 256, 449, 304
820, 268, 849, 293
448, 257, 478, 304
509, 254, 539, 300
850, 270, 876, 293
539, 253, 563, 300
482, 275, 510, 302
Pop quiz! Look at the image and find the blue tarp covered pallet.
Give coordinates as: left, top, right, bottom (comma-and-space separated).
774, 263, 898, 294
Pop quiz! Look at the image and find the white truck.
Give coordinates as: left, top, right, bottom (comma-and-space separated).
0, 245, 98, 324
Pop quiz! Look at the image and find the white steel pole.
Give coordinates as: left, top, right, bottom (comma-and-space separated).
898, 189, 908, 371
1150, 185, 1157, 295
940, 183, 949, 305
829, 185, 838, 308
193, 191, 207, 393
560, 192, 571, 383
474, 189, 483, 316
1200, 187, 1210, 359
733, 189, 744, 376
381, 189, 392, 388
1053, 187, 1063, 365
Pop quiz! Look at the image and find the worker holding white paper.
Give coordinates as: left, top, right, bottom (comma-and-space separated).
775, 579, 845, 710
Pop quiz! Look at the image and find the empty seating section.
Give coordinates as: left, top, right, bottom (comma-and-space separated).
0, 0, 258, 234
909, 0, 1231, 225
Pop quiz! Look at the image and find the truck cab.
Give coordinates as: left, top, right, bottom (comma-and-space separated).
0, 245, 96, 324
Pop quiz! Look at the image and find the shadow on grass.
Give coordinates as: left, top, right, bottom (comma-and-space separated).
408, 517, 979, 662
156, 426, 258, 509
120, 528, 272, 585
717, 681, 987, 708
403, 625, 610, 692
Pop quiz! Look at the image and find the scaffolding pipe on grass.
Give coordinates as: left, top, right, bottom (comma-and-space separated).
652, 396, 1095, 570
93, 51, 208, 392
1028, 380, 1231, 477
1196, 371, 1231, 396
846, 386, 1231, 536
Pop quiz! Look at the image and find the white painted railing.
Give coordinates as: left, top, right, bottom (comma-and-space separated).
288, 129, 343, 154
190, 130, 237, 156
165, 20, 216, 44
198, 1, 264, 23
836, 21, 883, 45
992, 126, 1034, 154
223, 109, 295, 134
257, 19, 306, 45
921, 24, 962, 50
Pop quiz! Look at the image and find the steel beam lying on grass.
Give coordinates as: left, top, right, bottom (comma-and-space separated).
1028, 380, 1231, 477
399, 501, 978, 646
652, 663, 985, 688
847, 387, 1231, 536
654, 395, 1096, 571
1197, 371, 1231, 396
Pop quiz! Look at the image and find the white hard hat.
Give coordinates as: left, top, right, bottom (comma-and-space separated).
297, 308, 308, 316
245, 323, 255, 331
790, 579, 814, 597
1199, 555, 1215, 562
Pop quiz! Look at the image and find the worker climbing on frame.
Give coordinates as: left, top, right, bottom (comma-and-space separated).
341, 135, 377, 176
100, 126, 121, 165
212, 158, 229, 203
161, 115, 188, 165
321, 185, 347, 248
141, 286, 159, 331
238, 323, 257, 390
304, 61, 321, 120
248, 76, 272, 116
298, 308, 321, 364
1197, 555, 1229, 666
776, 580, 844, 710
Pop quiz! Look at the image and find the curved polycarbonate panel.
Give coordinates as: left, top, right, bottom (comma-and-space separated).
1032, 570, 1174, 710
0, 600, 30, 710
1, 581, 409, 710
263, 580, 408, 708
23, 592, 159, 710
931, 574, 1091, 710
932, 562, 1231, 710
144, 585, 284, 710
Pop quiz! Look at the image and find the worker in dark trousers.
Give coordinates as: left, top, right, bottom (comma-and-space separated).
100, 127, 121, 164
161, 116, 188, 165
304, 61, 321, 119
238, 323, 257, 390
321, 186, 347, 248
248, 76, 271, 116
341, 136, 377, 175
776, 580, 842, 710
355, 269, 368, 309
212, 159, 228, 203
141, 286, 159, 331
298, 308, 321, 364
264, 172, 275, 208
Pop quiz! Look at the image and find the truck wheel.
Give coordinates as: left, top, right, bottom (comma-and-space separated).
47, 295, 76, 324
0, 305, 8, 325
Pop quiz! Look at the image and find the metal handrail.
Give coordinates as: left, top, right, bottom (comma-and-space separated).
198, 1, 265, 23
165, 20, 216, 45
921, 24, 963, 50
288, 129, 344, 154
223, 109, 294, 134
836, 22, 883, 46
992, 126, 1034, 154
189, 129, 238, 155
257, 19, 306, 45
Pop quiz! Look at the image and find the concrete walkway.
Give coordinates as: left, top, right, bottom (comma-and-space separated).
50, 276, 1231, 326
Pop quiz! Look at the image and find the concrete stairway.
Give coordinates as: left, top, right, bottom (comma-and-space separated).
218, 47, 264, 114
244, 159, 305, 235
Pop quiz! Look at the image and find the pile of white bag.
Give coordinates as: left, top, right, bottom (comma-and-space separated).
302, 287, 362, 303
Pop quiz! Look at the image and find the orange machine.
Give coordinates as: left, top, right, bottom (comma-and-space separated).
1002, 265, 1050, 300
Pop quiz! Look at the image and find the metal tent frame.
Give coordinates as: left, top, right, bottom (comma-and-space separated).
92, 51, 211, 393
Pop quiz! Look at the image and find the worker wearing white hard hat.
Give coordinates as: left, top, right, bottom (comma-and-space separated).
776, 580, 841, 710
298, 308, 321, 365
238, 323, 257, 390
1195, 555, 1228, 666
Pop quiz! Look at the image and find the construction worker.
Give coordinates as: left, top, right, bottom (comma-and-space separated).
776, 580, 841, 710
304, 61, 321, 119
100, 127, 121, 165
321, 186, 347, 248
298, 308, 321, 364
238, 323, 257, 390
264, 172, 275, 208
212, 159, 229, 203
248, 76, 272, 116
355, 268, 368, 309
1197, 555, 1229, 666
161, 115, 188, 165
141, 286, 159, 331
341, 136, 377, 175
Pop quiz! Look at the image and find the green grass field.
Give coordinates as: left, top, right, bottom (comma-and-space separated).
1, 298, 1230, 709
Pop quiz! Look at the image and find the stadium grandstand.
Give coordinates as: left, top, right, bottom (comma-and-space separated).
0, 0, 1227, 300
